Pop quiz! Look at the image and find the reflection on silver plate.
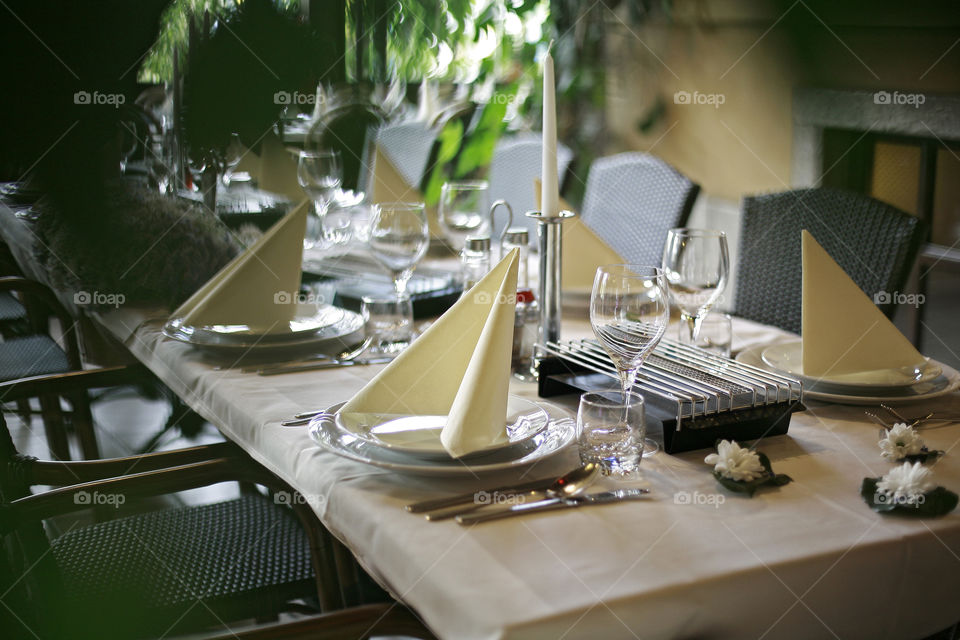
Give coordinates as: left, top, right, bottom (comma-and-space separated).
163, 305, 363, 356
738, 345, 960, 405
335, 396, 550, 462
760, 339, 941, 389
310, 402, 575, 477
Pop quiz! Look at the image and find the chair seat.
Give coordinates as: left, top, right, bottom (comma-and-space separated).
51, 494, 316, 636
0, 335, 70, 381
0, 291, 26, 322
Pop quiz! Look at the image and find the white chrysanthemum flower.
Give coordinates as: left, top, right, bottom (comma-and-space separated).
876, 461, 936, 505
705, 440, 765, 482
878, 423, 926, 461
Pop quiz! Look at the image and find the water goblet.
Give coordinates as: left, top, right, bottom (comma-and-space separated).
661, 228, 730, 344
590, 265, 670, 456
439, 181, 489, 253
369, 202, 430, 299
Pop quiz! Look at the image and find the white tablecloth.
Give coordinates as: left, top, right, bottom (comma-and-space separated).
4, 200, 959, 639
94, 309, 960, 640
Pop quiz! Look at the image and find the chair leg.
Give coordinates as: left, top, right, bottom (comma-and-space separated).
15, 399, 32, 427
68, 390, 101, 460
38, 394, 70, 461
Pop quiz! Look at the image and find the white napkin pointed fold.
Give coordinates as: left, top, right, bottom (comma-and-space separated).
171, 201, 308, 332
801, 229, 926, 376
340, 249, 520, 457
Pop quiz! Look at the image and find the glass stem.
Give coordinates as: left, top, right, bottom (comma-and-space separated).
618, 367, 637, 424
682, 313, 701, 342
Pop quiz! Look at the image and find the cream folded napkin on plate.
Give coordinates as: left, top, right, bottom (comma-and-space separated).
258, 132, 307, 202
340, 248, 520, 457
801, 229, 926, 377
170, 201, 308, 332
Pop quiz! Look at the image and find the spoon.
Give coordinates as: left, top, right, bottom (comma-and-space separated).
235, 338, 376, 374
423, 463, 600, 521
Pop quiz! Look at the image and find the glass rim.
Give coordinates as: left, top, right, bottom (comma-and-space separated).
667, 227, 727, 238
441, 180, 489, 191
299, 149, 340, 158
596, 264, 663, 277
373, 201, 425, 212
579, 390, 645, 408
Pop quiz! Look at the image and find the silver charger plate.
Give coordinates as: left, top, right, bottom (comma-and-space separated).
335, 395, 550, 462
309, 402, 576, 477
760, 339, 941, 390
738, 345, 960, 405
163, 305, 363, 356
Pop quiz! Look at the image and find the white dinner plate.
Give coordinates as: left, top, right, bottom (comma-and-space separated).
163, 305, 363, 356
760, 339, 941, 390
310, 402, 576, 477
335, 395, 550, 462
738, 344, 960, 405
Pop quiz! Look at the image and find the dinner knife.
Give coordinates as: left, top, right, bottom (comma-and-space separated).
257, 356, 393, 376
455, 488, 651, 525
405, 476, 563, 514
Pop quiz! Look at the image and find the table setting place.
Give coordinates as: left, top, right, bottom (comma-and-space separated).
151, 160, 960, 528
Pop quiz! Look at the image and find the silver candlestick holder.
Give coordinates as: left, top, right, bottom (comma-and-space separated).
525, 210, 575, 362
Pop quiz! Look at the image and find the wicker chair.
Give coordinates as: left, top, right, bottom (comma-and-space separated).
375, 120, 438, 194
487, 133, 574, 238
0, 368, 417, 639
580, 152, 700, 267
734, 188, 926, 334
0, 277, 103, 460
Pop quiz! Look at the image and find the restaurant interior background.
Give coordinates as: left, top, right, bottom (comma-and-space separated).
1, 1, 959, 636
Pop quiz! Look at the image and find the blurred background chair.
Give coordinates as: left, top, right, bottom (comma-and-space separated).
0, 277, 101, 460
580, 152, 700, 267
487, 133, 574, 239
734, 187, 926, 334
0, 370, 407, 639
373, 120, 438, 196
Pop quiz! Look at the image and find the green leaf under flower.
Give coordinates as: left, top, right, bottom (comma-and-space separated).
712, 451, 792, 497
861, 477, 959, 517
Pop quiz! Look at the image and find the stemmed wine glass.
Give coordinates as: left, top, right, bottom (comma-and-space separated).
661, 228, 730, 344
590, 265, 670, 456
369, 202, 430, 297
298, 150, 342, 248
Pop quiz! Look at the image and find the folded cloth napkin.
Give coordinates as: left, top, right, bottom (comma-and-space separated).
340, 248, 520, 457
534, 179, 624, 291
170, 201, 308, 332
369, 144, 444, 238
801, 229, 926, 376
258, 132, 307, 202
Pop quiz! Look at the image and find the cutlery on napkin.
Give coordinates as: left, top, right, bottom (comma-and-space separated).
534, 178, 624, 292
339, 249, 520, 458
801, 230, 927, 377
169, 201, 308, 332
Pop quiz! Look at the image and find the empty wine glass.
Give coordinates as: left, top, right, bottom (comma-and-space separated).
439, 181, 489, 253
661, 228, 730, 344
590, 265, 670, 456
297, 149, 342, 211
369, 202, 429, 298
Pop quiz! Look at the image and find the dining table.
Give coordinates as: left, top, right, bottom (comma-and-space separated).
3, 198, 960, 639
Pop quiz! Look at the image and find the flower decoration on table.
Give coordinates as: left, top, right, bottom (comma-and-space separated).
705, 440, 792, 496
878, 423, 942, 463
861, 461, 958, 517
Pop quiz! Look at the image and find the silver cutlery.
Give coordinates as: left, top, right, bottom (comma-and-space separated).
406, 464, 598, 516
456, 488, 651, 525
423, 463, 600, 521
258, 355, 393, 376
280, 411, 333, 427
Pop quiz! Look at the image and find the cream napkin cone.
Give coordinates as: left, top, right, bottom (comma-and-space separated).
534, 179, 624, 290
258, 132, 307, 202
171, 201, 308, 332
340, 249, 520, 457
801, 229, 925, 376
370, 145, 442, 238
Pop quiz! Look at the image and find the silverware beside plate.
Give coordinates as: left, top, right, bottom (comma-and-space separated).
456, 488, 651, 525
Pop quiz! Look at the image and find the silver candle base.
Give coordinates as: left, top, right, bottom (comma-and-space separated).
525, 210, 575, 376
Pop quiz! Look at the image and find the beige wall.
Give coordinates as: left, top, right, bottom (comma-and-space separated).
604, 0, 960, 203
